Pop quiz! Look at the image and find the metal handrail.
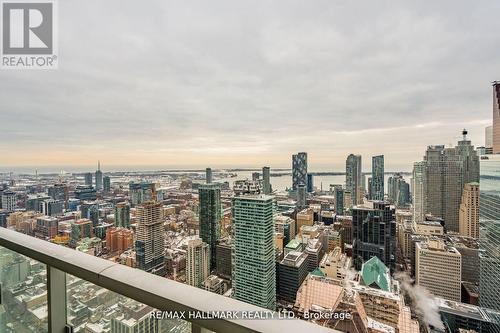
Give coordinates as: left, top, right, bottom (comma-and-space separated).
0, 228, 334, 333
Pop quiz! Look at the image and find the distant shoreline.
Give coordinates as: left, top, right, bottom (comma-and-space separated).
0, 168, 412, 176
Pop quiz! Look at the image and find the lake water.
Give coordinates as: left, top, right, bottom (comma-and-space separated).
218, 171, 410, 192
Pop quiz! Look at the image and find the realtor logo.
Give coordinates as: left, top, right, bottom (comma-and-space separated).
1, 1, 57, 68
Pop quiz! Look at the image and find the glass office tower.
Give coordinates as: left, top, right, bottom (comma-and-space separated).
198, 183, 222, 271
371, 155, 384, 201
346, 154, 362, 206
292, 152, 308, 191
479, 154, 500, 311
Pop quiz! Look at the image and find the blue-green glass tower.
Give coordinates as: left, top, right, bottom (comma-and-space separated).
371, 155, 384, 201
346, 154, 362, 206
199, 183, 222, 271
334, 185, 344, 215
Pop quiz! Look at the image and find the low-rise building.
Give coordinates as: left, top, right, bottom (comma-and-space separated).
319, 247, 351, 280
202, 274, 227, 295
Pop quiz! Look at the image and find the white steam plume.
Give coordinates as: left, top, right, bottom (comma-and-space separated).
395, 272, 445, 330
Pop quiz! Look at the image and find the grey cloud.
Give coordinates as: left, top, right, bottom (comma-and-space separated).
0, 0, 499, 169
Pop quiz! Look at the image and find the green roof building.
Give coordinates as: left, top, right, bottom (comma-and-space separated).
360, 256, 390, 292
284, 238, 303, 255
311, 267, 325, 277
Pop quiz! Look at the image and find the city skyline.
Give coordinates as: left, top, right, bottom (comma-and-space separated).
0, 127, 485, 174
1, 1, 499, 170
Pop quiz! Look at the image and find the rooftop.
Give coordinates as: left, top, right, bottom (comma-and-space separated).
417, 238, 460, 254
282, 251, 307, 267
415, 220, 443, 227
436, 297, 500, 323
198, 183, 222, 189
285, 239, 302, 249
311, 267, 326, 277
360, 256, 391, 292
233, 194, 275, 201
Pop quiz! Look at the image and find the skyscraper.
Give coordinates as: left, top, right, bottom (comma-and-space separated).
233, 195, 276, 310
306, 173, 314, 193
367, 177, 372, 199
388, 173, 410, 208
479, 155, 500, 311
84, 173, 93, 186
346, 154, 362, 206
492, 81, 500, 154
95, 161, 103, 191
440, 148, 463, 233
423, 145, 447, 222
371, 155, 384, 201
420, 131, 479, 232
115, 202, 130, 228
205, 167, 213, 184
459, 182, 479, 239
292, 152, 307, 191
412, 162, 425, 223
262, 166, 271, 194
485, 125, 493, 149
397, 181, 410, 207
103, 176, 111, 192
186, 238, 210, 288
297, 184, 307, 208
334, 185, 344, 215
135, 201, 165, 276
360, 174, 366, 196
352, 201, 396, 272
129, 181, 155, 206
456, 130, 480, 185
198, 183, 222, 271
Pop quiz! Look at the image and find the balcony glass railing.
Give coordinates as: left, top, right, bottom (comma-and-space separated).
66, 274, 190, 333
0, 245, 48, 332
0, 228, 334, 333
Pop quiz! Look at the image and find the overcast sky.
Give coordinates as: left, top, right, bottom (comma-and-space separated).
1, 0, 499, 172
